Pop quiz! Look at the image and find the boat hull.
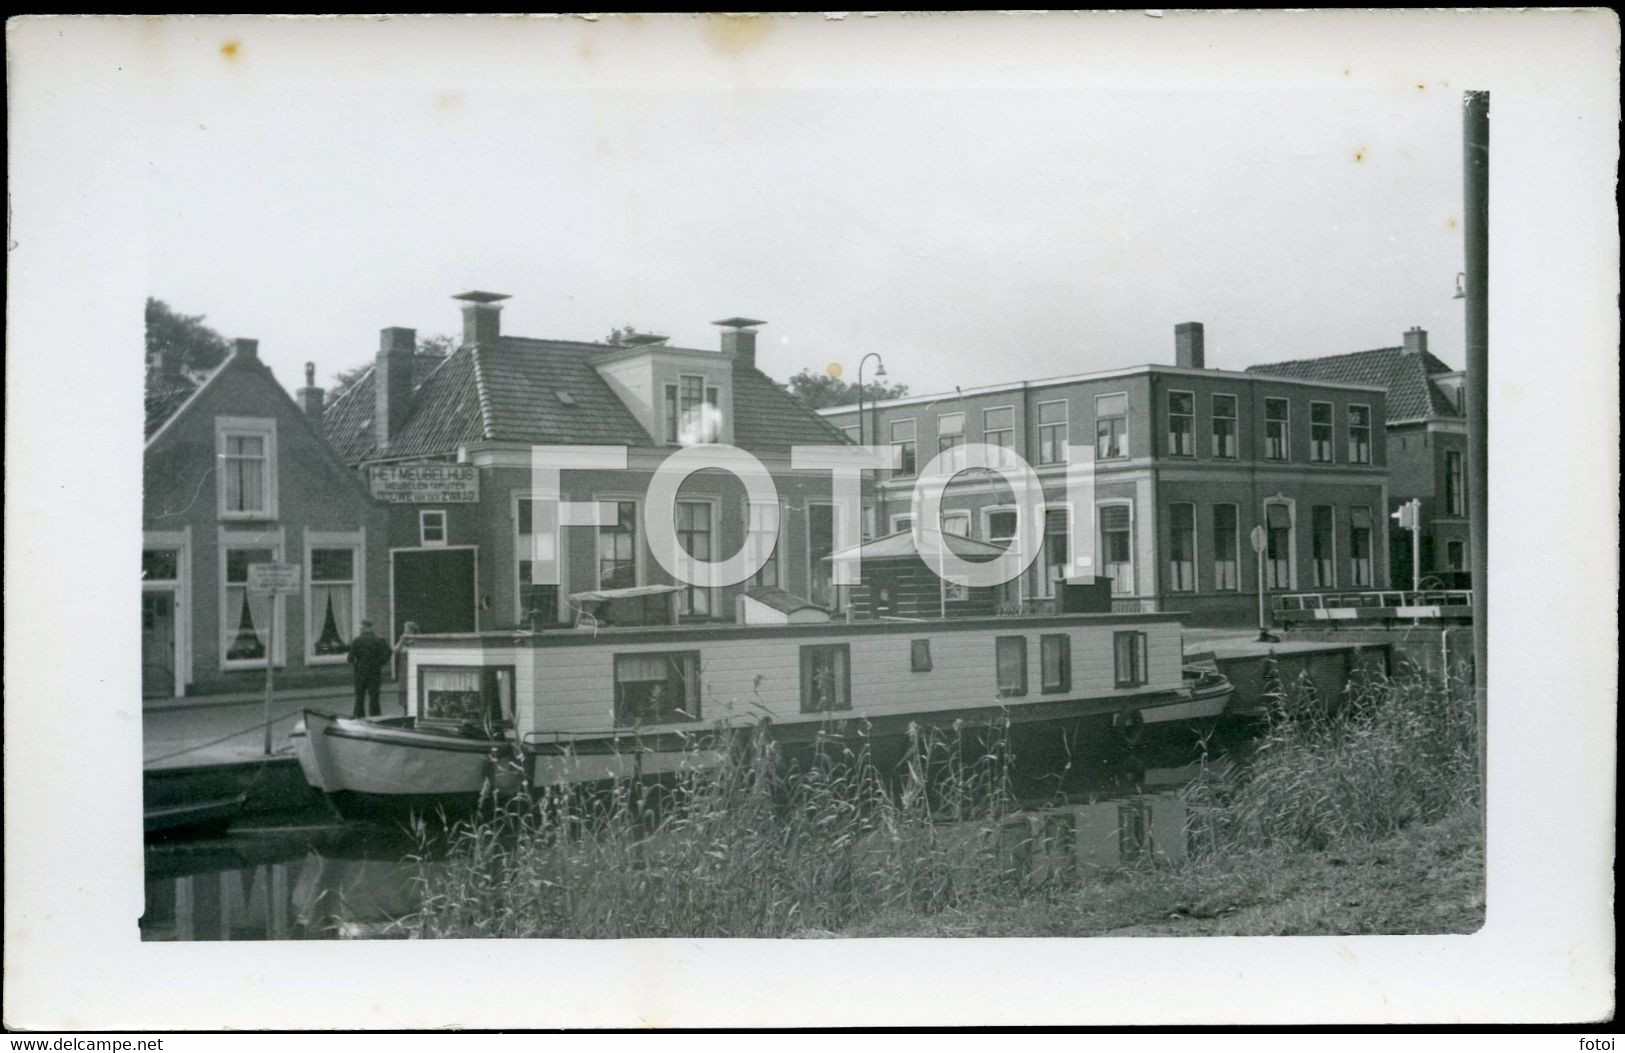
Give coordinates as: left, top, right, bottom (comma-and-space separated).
1140, 681, 1234, 724
293, 712, 505, 821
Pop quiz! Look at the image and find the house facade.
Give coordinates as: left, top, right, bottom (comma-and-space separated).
821, 323, 1391, 625
143, 341, 389, 698
1248, 326, 1470, 588
322, 293, 859, 640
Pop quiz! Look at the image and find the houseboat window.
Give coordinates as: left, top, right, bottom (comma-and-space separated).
995, 636, 1028, 697
747, 500, 780, 589
1037, 400, 1068, 465
1039, 508, 1070, 598
1445, 451, 1467, 517
937, 413, 965, 472
614, 652, 701, 725
1265, 502, 1293, 589
598, 500, 639, 589
1349, 507, 1374, 586
1168, 504, 1196, 593
1212, 394, 1239, 459
142, 549, 179, 581
676, 501, 714, 616
1113, 631, 1148, 688
984, 406, 1015, 466
1099, 504, 1133, 595
1213, 504, 1240, 591
223, 546, 275, 664
800, 644, 851, 713
1040, 634, 1071, 694
1311, 506, 1336, 588
419, 510, 447, 547
1095, 394, 1128, 460
309, 547, 357, 657
911, 639, 932, 673
420, 666, 514, 729
1167, 391, 1195, 457
890, 419, 917, 478
1264, 398, 1290, 461
1310, 402, 1334, 463
1348, 404, 1372, 464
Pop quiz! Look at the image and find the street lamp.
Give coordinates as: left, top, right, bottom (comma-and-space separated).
856, 353, 887, 447
1453, 272, 1467, 300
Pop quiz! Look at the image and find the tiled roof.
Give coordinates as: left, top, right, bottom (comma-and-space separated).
323, 336, 849, 463
1246, 346, 1461, 423
144, 381, 197, 438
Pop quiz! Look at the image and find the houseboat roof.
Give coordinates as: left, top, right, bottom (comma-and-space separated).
825, 528, 1007, 563
569, 585, 682, 604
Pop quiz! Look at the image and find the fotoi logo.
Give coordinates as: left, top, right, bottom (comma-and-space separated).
525, 442, 1098, 590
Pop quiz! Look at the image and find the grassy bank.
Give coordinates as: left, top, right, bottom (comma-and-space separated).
405, 669, 1482, 939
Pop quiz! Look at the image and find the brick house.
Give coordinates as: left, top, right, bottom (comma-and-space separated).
1248, 327, 1470, 588
821, 323, 1391, 625
143, 340, 388, 698
321, 293, 856, 638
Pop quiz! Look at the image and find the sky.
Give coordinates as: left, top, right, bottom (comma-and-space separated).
139, 17, 1470, 403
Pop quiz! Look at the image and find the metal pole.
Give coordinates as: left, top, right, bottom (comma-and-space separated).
1257, 546, 1267, 639
1463, 91, 1490, 826
1411, 505, 1421, 628
263, 598, 275, 755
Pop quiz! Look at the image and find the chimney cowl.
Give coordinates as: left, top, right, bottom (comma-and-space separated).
714, 317, 765, 368
454, 290, 509, 345
298, 361, 326, 422
1174, 322, 1205, 371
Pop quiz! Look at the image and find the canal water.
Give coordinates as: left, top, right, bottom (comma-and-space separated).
141, 719, 1256, 941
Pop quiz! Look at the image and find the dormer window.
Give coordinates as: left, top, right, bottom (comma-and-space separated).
665, 375, 721, 444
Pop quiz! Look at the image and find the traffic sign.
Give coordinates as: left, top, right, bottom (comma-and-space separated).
1249, 525, 1267, 555
248, 562, 301, 595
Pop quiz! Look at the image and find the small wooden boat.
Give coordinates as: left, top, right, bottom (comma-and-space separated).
143, 793, 249, 837
1139, 662, 1235, 725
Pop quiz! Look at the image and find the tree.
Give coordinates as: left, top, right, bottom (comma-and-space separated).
325, 333, 458, 407
782, 368, 909, 411
145, 297, 231, 387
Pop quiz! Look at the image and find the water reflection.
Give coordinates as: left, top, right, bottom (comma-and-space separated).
144, 719, 1250, 941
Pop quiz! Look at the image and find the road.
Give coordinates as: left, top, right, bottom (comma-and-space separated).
143, 684, 410, 769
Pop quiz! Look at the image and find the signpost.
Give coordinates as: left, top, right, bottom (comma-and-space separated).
1391, 498, 1422, 625
248, 563, 301, 755
1249, 525, 1274, 642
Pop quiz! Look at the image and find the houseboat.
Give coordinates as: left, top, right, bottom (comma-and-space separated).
293, 584, 1220, 818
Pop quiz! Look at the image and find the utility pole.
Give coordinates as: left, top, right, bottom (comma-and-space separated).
1463, 91, 1490, 830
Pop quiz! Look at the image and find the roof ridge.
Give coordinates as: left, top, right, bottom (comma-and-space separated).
467, 345, 497, 441
1250, 345, 1405, 372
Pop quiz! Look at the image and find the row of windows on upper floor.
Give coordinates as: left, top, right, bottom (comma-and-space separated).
838, 393, 1377, 476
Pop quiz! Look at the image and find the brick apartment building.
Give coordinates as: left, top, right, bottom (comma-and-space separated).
143, 341, 389, 698
321, 293, 857, 638
1248, 326, 1471, 588
821, 324, 1392, 625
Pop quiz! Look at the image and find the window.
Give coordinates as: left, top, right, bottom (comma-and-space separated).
667, 376, 718, 445
1114, 631, 1149, 688
419, 510, 447, 547
911, 639, 933, 673
890, 514, 916, 535
223, 545, 276, 666
1096, 393, 1128, 460
1037, 400, 1068, 465
1038, 507, 1070, 598
419, 666, 514, 728
890, 419, 917, 478
1348, 404, 1372, 464
1212, 394, 1238, 459
516, 495, 561, 626
593, 500, 638, 589
1168, 503, 1196, 592
800, 644, 851, 713
1213, 504, 1240, 591
663, 385, 679, 443
216, 418, 276, 518
807, 503, 837, 608
1445, 451, 1466, 517
747, 500, 780, 589
676, 501, 714, 616
985, 509, 1018, 548
1040, 634, 1071, 694
1167, 391, 1195, 457
614, 651, 701, 725
942, 510, 971, 536
142, 549, 179, 581
995, 636, 1028, 697
1349, 507, 1374, 586
984, 406, 1015, 466
1264, 502, 1293, 589
1309, 402, 1334, 463
1100, 503, 1133, 595
1311, 505, 1336, 587
308, 545, 358, 659
937, 413, 965, 471
1264, 398, 1290, 461
1447, 540, 1467, 572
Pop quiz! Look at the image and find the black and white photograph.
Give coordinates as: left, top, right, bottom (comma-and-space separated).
5, 11, 1616, 1032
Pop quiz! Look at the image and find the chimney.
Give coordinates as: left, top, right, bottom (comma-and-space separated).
375, 326, 417, 448
1174, 322, 1205, 370
297, 361, 325, 422
1402, 326, 1428, 356
232, 337, 259, 360
454, 290, 510, 345
714, 317, 766, 369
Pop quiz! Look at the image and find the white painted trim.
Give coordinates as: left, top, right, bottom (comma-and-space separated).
675, 494, 723, 618
1309, 504, 1338, 589
1165, 389, 1197, 458
143, 528, 192, 696
592, 493, 645, 590
1097, 497, 1136, 596
1034, 398, 1069, 467
744, 496, 787, 589
304, 528, 366, 666
214, 415, 279, 520
1308, 400, 1336, 465
511, 489, 568, 626
1211, 502, 1241, 592
1263, 396, 1292, 463
218, 527, 287, 671
981, 404, 1017, 467
1348, 503, 1376, 588
1262, 495, 1298, 591
418, 509, 449, 547
1347, 402, 1375, 465
1037, 501, 1075, 599
1094, 391, 1130, 462
1210, 391, 1240, 460
1166, 500, 1199, 594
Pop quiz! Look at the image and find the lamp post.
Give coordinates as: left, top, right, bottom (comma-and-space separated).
856, 353, 887, 447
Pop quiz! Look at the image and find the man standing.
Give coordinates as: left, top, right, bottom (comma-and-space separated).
346, 619, 392, 719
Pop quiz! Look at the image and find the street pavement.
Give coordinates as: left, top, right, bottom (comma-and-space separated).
143, 683, 410, 769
